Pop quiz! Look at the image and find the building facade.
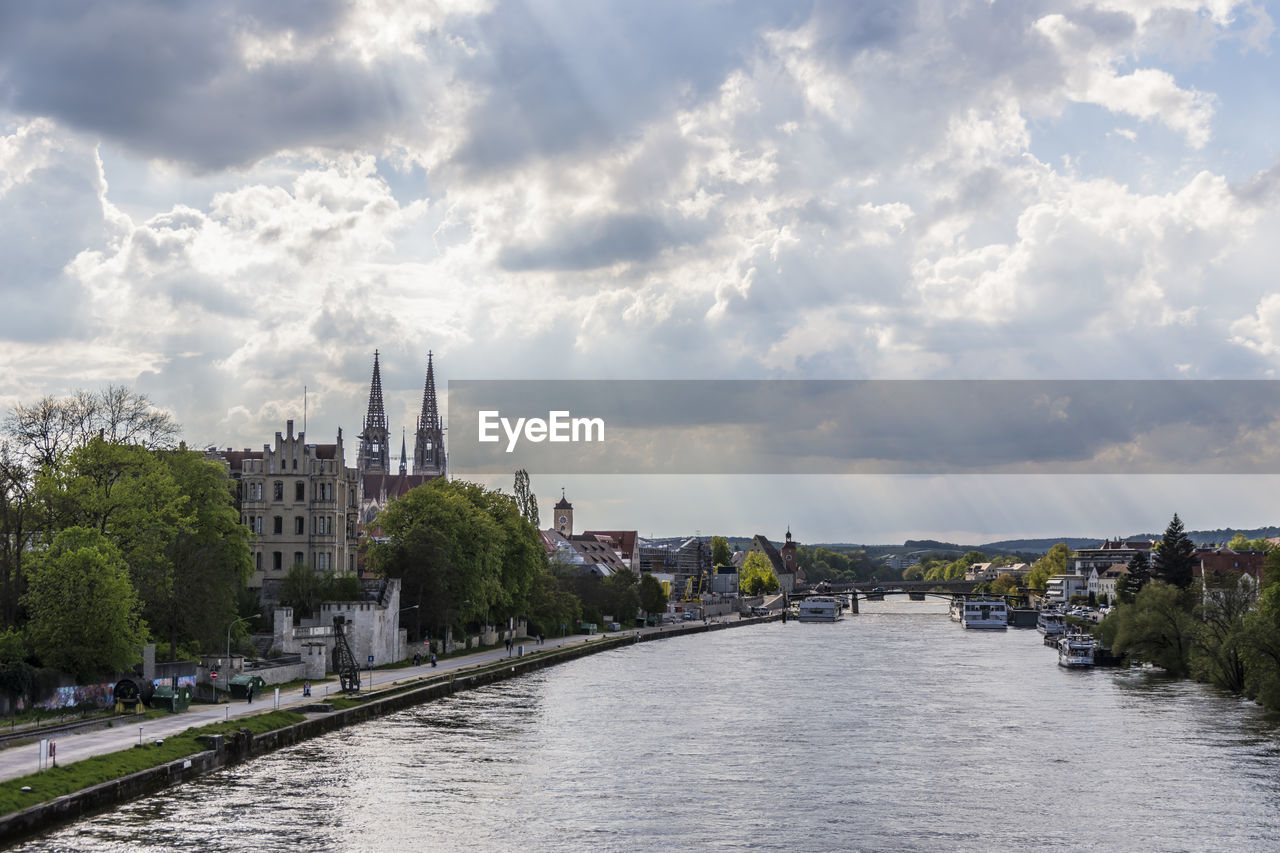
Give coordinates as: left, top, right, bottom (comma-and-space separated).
223, 419, 360, 599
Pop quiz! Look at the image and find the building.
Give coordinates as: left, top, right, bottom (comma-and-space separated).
357, 351, 448, 525
748, 532, 804, 593
214, 419, 360, 600
1045, 573, 1088, 603
542, 529, 629, 577
553, 491, 573, 537
581, 529, 638, 568
1194, 546, 1268, 587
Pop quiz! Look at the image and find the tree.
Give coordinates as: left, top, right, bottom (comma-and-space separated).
35, 438, 192, 636
1191, 577, 1254, 694
526, 566, 580, 638
638, 572, 668, 617
1117, 551, 1152, 604
1153, 512, 1196, 588
513, 469, 539, 529
157, 449, 253, 658
603, 567, 640, 623
22, 527, 147, 681
0, 444, 35, 629
280, 563, 324, 621
1026, 543, 1071, 591
5, 386, 179, 469
1096, 581, 1195, 676
739, 551, 780, 596
368, 479, 509, 641
711, 536, 731, 567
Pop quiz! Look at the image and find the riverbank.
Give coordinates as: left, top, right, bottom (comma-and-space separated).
0, 615, 768, 844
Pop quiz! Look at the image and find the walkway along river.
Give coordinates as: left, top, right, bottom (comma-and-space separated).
14, 599, 1280, 851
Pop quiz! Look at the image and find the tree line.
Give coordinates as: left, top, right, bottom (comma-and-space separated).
1, 387, 252, 706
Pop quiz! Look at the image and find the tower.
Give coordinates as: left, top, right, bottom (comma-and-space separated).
357, 351, 391, 475
554, 489, 573, 537
399, 428, 408, 476
412, 351, 447, 478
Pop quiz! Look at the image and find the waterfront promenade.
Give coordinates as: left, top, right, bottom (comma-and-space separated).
0, 619, 731, 785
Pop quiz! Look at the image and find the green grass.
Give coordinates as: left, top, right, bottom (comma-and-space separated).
0, 710, 305, 817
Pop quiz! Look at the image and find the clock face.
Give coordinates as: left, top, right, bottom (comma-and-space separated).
559, 516, 568, 524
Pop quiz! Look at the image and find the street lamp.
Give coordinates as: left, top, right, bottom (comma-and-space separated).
225, 613, 260, 701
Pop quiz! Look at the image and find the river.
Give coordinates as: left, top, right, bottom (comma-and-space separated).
15, 599, 1280, 852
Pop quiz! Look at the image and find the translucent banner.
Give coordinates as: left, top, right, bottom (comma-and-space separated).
447, 380, 1280, 475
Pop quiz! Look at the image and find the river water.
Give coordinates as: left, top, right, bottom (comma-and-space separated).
16, 599, 1280, 852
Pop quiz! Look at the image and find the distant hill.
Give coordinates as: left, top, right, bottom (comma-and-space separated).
979, 537, 1100, 554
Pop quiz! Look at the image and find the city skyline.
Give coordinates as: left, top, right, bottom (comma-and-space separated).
2, 1, 1279, 542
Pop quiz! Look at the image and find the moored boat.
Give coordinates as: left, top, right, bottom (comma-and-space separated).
951, 596, 1008, 629
797, 596, 844, 622
1037, 609, 1066, 637
1058, 633, 1097, 667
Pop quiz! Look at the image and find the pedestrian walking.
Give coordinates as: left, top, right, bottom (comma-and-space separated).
247, 684, 253, 704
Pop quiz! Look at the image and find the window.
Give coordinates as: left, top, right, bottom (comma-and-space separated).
292, 458, 297, 470
317, 552, 329, 571
250, 481, 262, 501
272, 552, 282, 571
255, 517, 263, 534
295, 517, 304, 535
255, 552, 262, 572
273, 481, 283, 501
294, 551, 304, 567
296, 481, 305, 502
273, 516, 283, 535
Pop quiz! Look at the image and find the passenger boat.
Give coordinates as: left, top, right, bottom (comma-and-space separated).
949, 596, 1008, 629
1036, 609, 1066, 637
1057, 633, 1097, 668
796, 596, 844, 622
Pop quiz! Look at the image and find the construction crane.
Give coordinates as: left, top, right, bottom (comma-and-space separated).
332, 616, 361, 693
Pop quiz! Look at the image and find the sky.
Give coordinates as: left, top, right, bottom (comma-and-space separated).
2, 0, 1280, 545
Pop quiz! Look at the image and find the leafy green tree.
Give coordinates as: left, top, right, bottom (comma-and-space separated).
35, 439, 192, 635
1096, 581, 1195, 676
639, 572, 668, 617
711, 536, 731, 567
280, 563, 323, 621
0, 446, 35, 629
1153, 513, 1196, 588
526, 566, 580, 637
156, 449, 252, 658
369, 479, 508, 640
23, 527, 147, 681
902, 564, 924, 581
1191, 577, 1253, 694
1242, 575, 1280, 709
513, 469, 539, 529
1026, 543, 1071, 591
739, 552, 780, 595
603, 567, 641, 623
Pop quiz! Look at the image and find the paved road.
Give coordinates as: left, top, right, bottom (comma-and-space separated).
0, 619, 734, 784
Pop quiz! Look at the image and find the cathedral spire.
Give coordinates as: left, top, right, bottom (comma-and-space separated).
413, 350, 446, 478
357, 350, 391, 474
399, 428, 408, 476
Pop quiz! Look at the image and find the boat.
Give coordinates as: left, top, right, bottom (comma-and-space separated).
796, 596, 844, 622
950, 596, 1008, 629
1036, 609, 1066, 637
1058, 633, 1097, 668
865, 587, 886, 601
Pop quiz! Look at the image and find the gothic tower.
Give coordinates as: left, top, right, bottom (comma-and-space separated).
412, 351, 447, 478
399, 428, 408, 476
357, 350, 391, 475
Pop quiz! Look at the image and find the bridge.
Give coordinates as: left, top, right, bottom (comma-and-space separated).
792, 580, 1035, 614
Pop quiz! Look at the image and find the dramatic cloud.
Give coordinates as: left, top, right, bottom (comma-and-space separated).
1, 0, 1278, 538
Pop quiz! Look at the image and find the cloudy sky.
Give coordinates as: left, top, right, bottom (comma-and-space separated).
2, 0, 1279, 544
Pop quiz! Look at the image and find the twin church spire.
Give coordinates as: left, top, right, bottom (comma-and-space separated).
357, 350, 446, 479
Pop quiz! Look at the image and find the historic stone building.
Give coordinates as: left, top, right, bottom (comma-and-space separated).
213, 419, 360, 599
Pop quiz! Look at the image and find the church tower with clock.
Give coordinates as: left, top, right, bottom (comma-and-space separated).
554, 490, 573, 537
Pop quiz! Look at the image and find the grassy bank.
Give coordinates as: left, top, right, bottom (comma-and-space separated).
0, 710, 304, 815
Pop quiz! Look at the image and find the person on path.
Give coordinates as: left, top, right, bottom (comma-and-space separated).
247, 684, 253, 704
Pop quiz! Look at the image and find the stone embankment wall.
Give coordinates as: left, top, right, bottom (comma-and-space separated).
0, 616, 773, 845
